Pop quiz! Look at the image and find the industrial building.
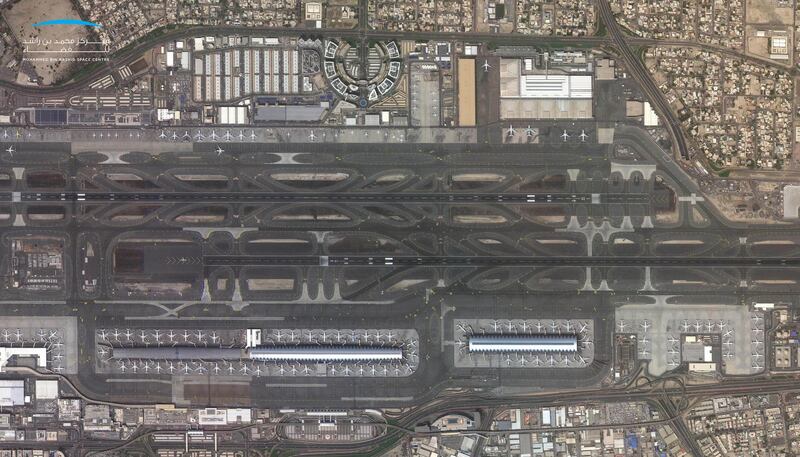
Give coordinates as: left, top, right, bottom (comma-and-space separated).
498, 58, 593, 119
468, 335, 578, 353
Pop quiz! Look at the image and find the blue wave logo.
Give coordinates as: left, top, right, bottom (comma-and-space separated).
32, 19, 102, 28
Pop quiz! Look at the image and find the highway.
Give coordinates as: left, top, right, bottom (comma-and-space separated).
9, 191, 649, 205
596, 0, 691, 161
204, 254, 800, 267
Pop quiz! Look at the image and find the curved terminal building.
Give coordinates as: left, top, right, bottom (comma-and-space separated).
468, 335, 578, 353
249, 345, 403, 363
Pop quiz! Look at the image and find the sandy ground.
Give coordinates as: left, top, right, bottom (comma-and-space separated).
4, 0, 90, 85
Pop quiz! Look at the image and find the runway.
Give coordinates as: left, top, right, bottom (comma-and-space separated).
204, 255, 800, 267
9, 191, 649, 204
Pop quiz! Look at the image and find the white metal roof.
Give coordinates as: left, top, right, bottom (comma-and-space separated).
519, 74, 592, 99
468, 335, 578, 353
249, 345, 403, 362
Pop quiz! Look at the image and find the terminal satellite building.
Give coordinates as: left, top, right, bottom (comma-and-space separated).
499, 58, 593, 119
468, 335, 579, 353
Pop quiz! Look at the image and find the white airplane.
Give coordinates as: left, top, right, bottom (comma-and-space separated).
275, 330, 284, 342
724, 329, 734, 337
680, 320, 690, 332
668, 348, 679, 355
290, 365, 298, 375
330, 365, 338, 375
534, 321, 544, 332
123, 329, 133, 341
506, 125, 516, 137
2, 130, 8, 139
579, 130, 588, 142
14, 329, 22, 341
277, 366, 286, 375
195, 330, 205, 341
640, 320, 651, 332
564, 321, 573, 332
254, 366, 262, 377
561, 129, 570, 141
491, 320, 501, 333
111, 329, 121, 340
182, 131, 190, 141
153, 330, 162, 343
1, 330, 9, 341
240, 364, 250, 375
5, 145, 14, 156
639, 348, 650, 358
723, 340, 733, 347
171, 131, 178, 141
302, 365, 311, 375
288, 330, 297, 342
167, 362, 175, 374
693, 320, 702, 332
195, 130, 205, 141
223, 130, 233, 141
97, 347, 108, 357
718, 320, 728, 329
532, 356, 541, 366
482, 60, 490, 72
250, 131, 257, 141
98, 330, 108, 341
215, 146, 224, 156
550, 321, 560, 332
119, 362, 127, 373
520, 322, 529, 333
183, 365, 191, 375
139, 330, 148, 343
308, 131, 316, 141
167, 330, 176, 342
578, 322, 589, 334
209, 130, 218, 141
238, 130, 245, 141
525, 125, 534, 137
504, 355, 512, 366
617, 320, 626, 332
752, 314, 763, 324
182, 330, 191, 342
668, 360, 679, 368
228, 364, 235, 375
143, 361, 151, 373
210, 332, 219, 344
343, 366, 353, 376
159, 130, 167, 139
705, 321, 715, 332
668, 335, 679, 345
370, 366, 377, 376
